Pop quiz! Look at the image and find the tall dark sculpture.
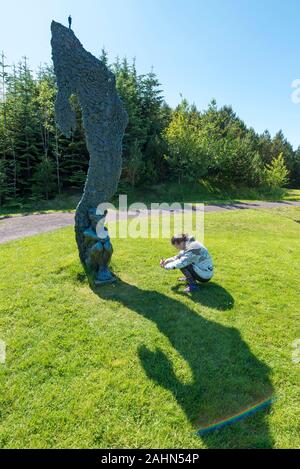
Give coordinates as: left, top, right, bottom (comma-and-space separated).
51, 21, 128, 284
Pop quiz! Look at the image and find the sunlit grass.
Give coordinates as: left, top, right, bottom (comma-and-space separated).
0, 207, 299, 448
1, 183, 299, 217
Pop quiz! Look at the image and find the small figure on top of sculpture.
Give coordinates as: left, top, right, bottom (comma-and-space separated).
83, 208, 116, 285
68, 15, 72, 29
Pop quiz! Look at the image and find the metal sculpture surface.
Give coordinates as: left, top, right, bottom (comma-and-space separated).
51, 21, 128, 284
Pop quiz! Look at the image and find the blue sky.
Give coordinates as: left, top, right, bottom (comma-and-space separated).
1, 0, 300, 148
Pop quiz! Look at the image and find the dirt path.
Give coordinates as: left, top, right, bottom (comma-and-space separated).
0, 201, 300, 244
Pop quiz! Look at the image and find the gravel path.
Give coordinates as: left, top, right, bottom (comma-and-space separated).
0, 200, 299, 244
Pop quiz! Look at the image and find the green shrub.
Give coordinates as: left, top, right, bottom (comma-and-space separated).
264, 153, 289, 189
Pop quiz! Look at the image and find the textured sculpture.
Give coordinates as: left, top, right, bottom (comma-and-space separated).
83, 208, 116, 284
51, 21, 128, 284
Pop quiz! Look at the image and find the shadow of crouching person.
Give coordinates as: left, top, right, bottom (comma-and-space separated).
96, 280, 274, 448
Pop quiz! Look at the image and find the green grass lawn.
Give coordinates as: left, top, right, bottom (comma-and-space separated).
124, 181, 300, 206
0, 207, 299, 448
1, 182, 300, 217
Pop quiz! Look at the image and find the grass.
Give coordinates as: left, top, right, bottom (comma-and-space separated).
123, 181, 300, 206
0, 207, 299, 448
1, 181, 300, 217
0, 192, 80, 218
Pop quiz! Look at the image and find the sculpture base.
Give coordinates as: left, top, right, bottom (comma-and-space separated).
94, 277, 117, 286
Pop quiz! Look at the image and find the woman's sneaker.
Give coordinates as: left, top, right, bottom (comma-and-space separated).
178, 276, 188, 282
184, 284, 198, 293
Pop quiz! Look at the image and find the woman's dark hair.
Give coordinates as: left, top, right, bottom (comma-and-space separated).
171, 233, 189, 246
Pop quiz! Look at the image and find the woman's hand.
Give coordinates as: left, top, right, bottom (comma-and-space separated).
160, 257, 174, 268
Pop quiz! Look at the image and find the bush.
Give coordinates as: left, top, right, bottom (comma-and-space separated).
263, 153, 289, 189
164, 102, 209, 183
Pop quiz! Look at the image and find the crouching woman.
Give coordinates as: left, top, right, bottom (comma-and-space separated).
160, 233, 214, 292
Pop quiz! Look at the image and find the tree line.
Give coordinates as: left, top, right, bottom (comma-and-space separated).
0, 50, 299, 205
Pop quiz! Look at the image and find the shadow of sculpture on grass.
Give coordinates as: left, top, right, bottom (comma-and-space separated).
96, 280, 274, 448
